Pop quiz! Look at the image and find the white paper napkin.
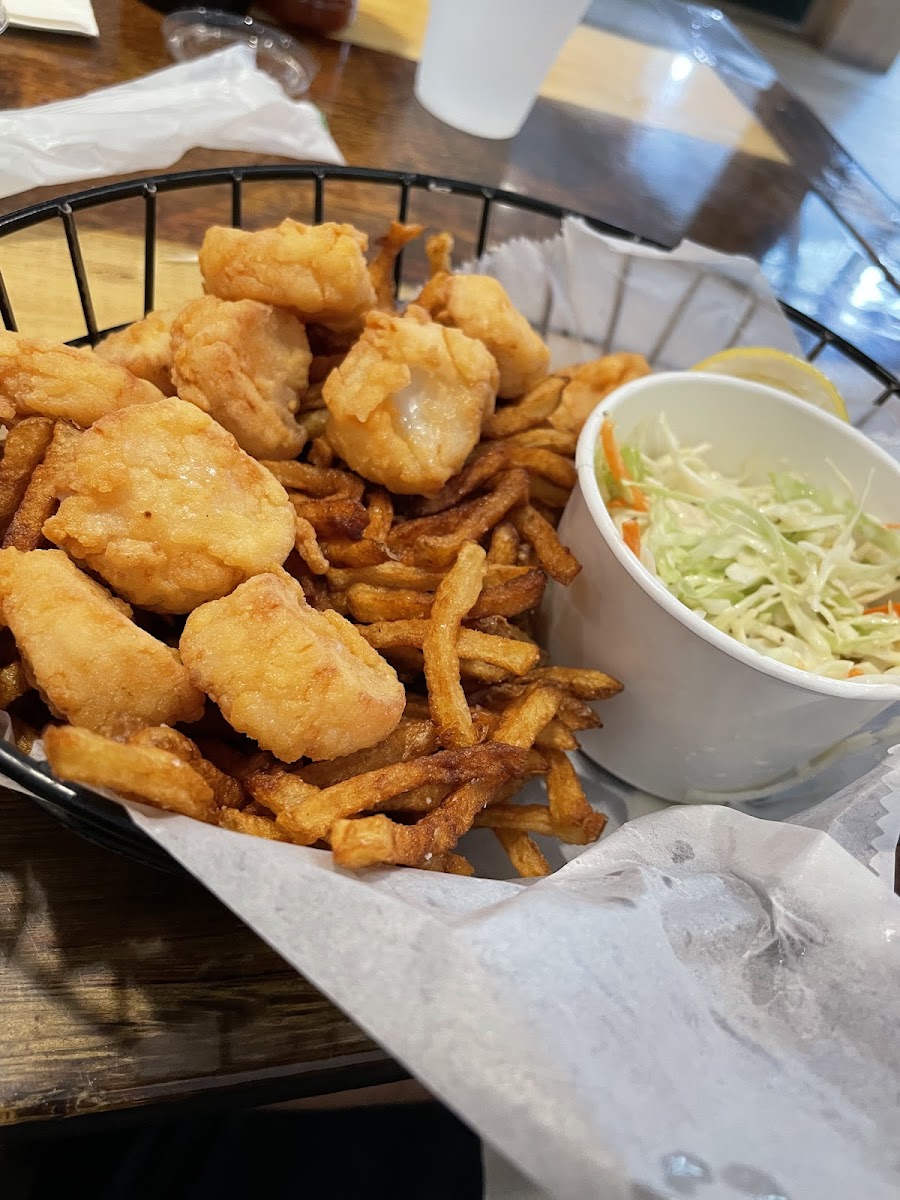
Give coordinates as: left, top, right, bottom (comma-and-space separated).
0, 43, 344, 202
7, 0, 98, 36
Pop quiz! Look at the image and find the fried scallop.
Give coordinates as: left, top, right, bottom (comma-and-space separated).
43, 397, 296, 614
324, 308, 498, 495
171, 296, 311, 460
0, 331, 163, 426
199, 219, 377, 327
0, 548, 203, 736
549, 353, 651, 434
95, 309, 177, 395
180, 572, 406, 762
417, 273, 550, 400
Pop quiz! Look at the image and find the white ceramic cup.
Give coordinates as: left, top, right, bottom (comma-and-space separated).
543, 371, 900, 803
414, 0, 590, 140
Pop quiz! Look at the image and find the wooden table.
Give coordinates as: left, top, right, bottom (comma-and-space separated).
0, 0, 898, 1131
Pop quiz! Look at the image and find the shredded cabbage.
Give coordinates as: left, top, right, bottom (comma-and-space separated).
595, 413, 900, 681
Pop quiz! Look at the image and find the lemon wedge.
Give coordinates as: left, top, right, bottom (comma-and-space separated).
691, 347, 849, 422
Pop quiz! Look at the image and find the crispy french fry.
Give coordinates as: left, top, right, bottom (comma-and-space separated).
424, 542, 486, 747
369, 221, 425, 310
320, 537, 393, 567
475, 802, 556, 836
218, 808, 291, 841
487, 521, 519, 565
557, 693, 603, 731
535, 720, 579, 751
128, 725, 245, 810
290, 495, 369, 540
494, 828, 551, 877
45, 725, 217, 822
378, 782, 450, 814
294, 515, 329, 575
545, 749, 607, 842
0, 658, 29, 708
466, 615, 539, 647
420, 851, 475, 876
363, 489, 394, 540
4, 421, 80, 551
331, 561, 529, 593
474, 800, 606, 845
413, 447, 507, 516
482, 376, 566, 438
0, 416, 55, 536
297, 718, 438, 787
249, 741, 527, 845
307, 435, 334, 467
528, 476, 571, 509
485, 445, 576, 490
500, 428, 577, 455
511, 503, 581, 585
261, 460, 364, 499
347, 584, 431, 622
360, 620, 540, 674
525, 666, 623, 700
330, 686, 561, 868
11, 716, 39, 754
346, 570, 545, 624
388, 469, 529, 568
374, 645, 512, 685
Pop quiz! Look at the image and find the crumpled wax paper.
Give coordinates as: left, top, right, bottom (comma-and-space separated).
0, 43, 343, 202
4, 223, 900, 1200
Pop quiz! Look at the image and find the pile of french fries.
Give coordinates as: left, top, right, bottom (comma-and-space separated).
0, 270, 626, 880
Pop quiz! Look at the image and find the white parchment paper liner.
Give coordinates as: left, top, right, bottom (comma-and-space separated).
3, 223, 900, 1199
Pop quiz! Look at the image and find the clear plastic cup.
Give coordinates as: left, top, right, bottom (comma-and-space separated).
414, 0, 589, 140
163, 8, 318, 98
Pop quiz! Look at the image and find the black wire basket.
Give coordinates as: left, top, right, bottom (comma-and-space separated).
1, 164, 898, 876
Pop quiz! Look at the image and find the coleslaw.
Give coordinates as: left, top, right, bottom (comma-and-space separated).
595, 413, 900, 681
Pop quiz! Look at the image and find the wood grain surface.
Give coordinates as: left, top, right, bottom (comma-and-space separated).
0, 0, 897, 1129
0, 786, 391, 1127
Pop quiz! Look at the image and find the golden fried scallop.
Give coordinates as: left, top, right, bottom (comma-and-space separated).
417, 273, 550, 400
180, 572, 406, 762
549, 353, 651, 434
43, 397, 296, 614
0, 548, 204, 736
95, 309, 177, 395
171, 296, 311, 460
0, 331, 163, 426
324, 308, 498, 495
199, 220, 377, 327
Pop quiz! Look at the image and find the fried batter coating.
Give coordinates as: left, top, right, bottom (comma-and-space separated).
324, 308, 498, 495
0, 548, 204, 736
0, 331, 164, 426
95, 309, 177, 395
417, 237, 549, 399
180, 572, 405, 762
199, 220, 377, 327
171, 296, 311, 460
43, 398, 296, 613
548, 353, 651, 433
